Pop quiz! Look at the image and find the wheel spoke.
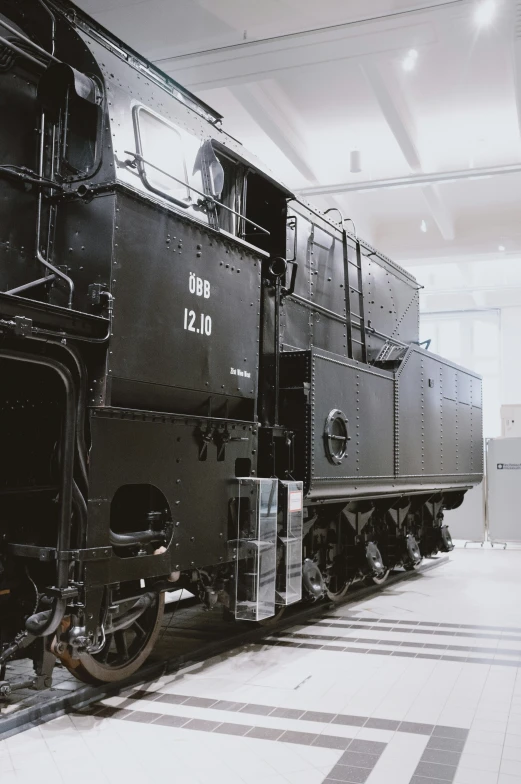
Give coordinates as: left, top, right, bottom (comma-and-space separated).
59, 593, 164, 686
100, 633, 114, 663
133, 620, 146, 640
115, 630, 129, 662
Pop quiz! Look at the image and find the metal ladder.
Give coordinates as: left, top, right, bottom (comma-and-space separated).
342, 232, 367, 362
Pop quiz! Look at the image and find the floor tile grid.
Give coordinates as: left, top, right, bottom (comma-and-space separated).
262, 638, 521, 668
121, 688, 473, 783
494, 667, 519, 782
269, 629, 521, 661
121, 688, 469, 740
85, 695, 472, 784
326, 615, 521, 636
318, 620, 521, 645
79, 702, 387, 783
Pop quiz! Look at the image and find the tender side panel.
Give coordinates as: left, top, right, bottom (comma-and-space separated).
396, 347, 482, 481
108, 193, 262, 419
310, 351, 395, 490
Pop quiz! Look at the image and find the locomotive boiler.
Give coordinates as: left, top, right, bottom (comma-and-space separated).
0, 0, 482, 693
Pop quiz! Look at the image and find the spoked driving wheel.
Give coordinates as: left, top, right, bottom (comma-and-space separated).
59, 592, 165, 685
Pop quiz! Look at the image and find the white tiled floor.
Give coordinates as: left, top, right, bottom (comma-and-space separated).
2, 547, 521, 784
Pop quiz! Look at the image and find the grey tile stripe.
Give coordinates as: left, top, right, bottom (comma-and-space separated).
91, 691, 470, 784
319, 619, 521, 643
322, 718, 469, 784
125, 689, 469, 740
263, 638, 521, 667
325, 614, 521, 637
82, 702, 385, 756
272, 630, 521, 659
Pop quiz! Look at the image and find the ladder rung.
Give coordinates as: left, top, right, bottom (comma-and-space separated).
348, 259, 361, 268
352, 337, 365, 345
350, 287, 362, 295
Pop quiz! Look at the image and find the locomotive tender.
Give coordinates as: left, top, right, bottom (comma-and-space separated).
0, 0, 482, 692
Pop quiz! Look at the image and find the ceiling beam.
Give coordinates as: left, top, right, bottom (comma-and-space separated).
229, 80, 349, 220
297, 161, 521, 196
420, 184, 455, 241
157, 20, 435, 89
360, 61, 422, 171
360, 60, 455, 241
230, 81, 316, 182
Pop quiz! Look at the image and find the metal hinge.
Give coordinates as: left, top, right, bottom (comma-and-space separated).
13, 316, 33, 337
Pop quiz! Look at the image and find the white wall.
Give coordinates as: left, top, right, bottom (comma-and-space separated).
404, 257, 521, 438
501, 306, 521, 405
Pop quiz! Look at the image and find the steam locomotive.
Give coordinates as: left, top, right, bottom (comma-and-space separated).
0, 0, 482, 694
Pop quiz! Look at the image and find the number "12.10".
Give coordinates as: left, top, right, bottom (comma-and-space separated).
183, 308, 212, 336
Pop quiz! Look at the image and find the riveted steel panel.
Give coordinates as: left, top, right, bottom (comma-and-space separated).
109, 192, 261, 418
458, 372, 472, 405
471, 405, 484, 474
310, 229, 347, 357
85, 410, 257, 586
442, 365, 457, 402
396, 350, 424, 476
442, 399, 458, 475
309, 350, 394, 495
396, 346, 482, 481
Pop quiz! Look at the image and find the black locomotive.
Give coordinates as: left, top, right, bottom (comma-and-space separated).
0, 0, 482, 694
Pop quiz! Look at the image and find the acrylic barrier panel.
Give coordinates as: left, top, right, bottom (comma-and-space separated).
487, 437, 521, 543
276, 480, 303, 605
235, 477, 278, 621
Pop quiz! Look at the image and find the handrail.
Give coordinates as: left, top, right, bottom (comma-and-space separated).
124, 150, 270, 237
0, 35, 49, 70
0, 17, 61, 64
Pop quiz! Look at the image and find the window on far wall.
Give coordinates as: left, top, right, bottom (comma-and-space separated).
420, 309, 501, 438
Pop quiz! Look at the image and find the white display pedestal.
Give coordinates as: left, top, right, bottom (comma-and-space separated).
486, 437, 521, 545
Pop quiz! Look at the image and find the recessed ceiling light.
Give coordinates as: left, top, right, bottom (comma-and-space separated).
474, 0, 496, 27
402, 49, 419, 72
421, 220, 427, 233
498, 244, 506, 251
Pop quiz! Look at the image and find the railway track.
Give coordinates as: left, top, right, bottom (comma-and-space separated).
0, 555, 448, 740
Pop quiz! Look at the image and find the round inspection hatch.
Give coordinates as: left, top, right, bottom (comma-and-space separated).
324, 409, 350, 465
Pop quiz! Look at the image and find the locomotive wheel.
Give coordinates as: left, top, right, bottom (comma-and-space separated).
365, 542, 389, 585
59, 592, 164, 685
370, 569, 390, 585
403, 534, 423, 571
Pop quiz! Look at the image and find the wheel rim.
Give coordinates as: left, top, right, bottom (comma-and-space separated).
58, 592, 164, 685
371, 569, 390, 585
404, 534, 422, 570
